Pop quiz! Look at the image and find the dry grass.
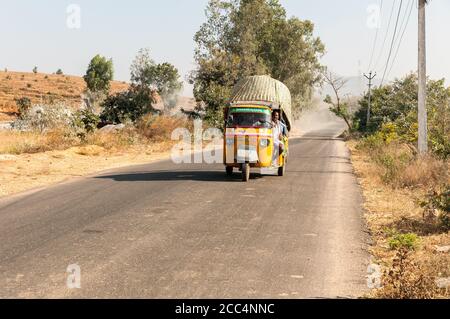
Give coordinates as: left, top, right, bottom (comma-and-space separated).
0, 123, 179, 156
0, 116, 189, 197
399, 156, 448, 189
348, 140, 449, 299
0, 130, 79, 154
373, 248, 443, 299
137, 114, 189, 142
356, 140, 448, 189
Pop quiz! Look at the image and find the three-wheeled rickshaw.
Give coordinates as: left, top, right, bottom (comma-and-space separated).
223, 75, 292, 182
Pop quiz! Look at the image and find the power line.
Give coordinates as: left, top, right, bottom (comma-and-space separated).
386, 0, 415, 79
374, 0, 397, 71
380, 0, 404, 86
367, 0, 384, 72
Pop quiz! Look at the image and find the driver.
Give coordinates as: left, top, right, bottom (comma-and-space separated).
272, 110, 287, 166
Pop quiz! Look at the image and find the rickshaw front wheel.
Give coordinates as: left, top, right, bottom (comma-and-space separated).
242, 163, 250, 182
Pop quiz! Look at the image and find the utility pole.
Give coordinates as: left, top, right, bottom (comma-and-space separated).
364, 71, 377, 126
418, 0, 428, 154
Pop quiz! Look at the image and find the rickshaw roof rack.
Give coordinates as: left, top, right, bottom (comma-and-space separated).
230, 75, 292, 131
230, 100, 280, 109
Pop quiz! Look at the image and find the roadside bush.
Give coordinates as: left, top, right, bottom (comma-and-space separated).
15, 97, 32, 117
375, 249, 441, 299
388, 233, 420, 251
421, 184, 450, 230
72, 109, 100, 141
13, 103, 74, 132
357, 136, 447, 188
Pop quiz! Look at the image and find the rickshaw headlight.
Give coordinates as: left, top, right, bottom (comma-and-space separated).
259, 139, 270, 148
226, 138, 234, 146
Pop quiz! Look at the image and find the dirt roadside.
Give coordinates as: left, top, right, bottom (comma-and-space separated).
0, 144, 173, 198
347, 140, 449, 298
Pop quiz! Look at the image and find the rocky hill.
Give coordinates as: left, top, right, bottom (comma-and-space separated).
0, 71, 129, 121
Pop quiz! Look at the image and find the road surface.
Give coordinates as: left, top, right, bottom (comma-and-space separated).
0, 108, 369, 298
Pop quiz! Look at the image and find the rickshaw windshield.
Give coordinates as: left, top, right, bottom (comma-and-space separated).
227, 109, 272, 128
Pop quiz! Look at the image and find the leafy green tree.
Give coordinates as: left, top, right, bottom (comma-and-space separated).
101, 49, 184, 123
84, 55, 114, 94
32, 66, 38, 74
355, 74, 450, 158
56, 69, 63, 75
130, 49, 182, 111
150, 63, 183, 110
100, 89, 154, 124
190, 0, 325, 125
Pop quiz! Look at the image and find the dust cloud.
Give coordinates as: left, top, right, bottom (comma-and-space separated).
291, 100, 347, 138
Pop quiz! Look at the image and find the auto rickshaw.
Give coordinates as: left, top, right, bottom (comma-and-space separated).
223, 75, 292, 182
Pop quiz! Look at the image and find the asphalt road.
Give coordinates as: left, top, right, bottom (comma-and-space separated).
0, 115, 370, 299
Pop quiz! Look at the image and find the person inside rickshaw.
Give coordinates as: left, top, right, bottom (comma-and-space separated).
226, 112, 272, 128
272, 110, 288, 166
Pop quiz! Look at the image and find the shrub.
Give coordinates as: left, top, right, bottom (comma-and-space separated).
376, 249, 441, 299
15, 97, 32, 117
101, 88, 155, 124
357, 137, 447, 188
56, 69, 63, 75
388, 233, 420, 251
421, 185, 450, 230
13, 103, 74, 132
72, 109, 100, 140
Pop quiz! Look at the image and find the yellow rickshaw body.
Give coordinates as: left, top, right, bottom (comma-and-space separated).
223, 105, 288, 168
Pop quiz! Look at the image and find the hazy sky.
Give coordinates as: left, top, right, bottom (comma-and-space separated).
1, 0, 449, 96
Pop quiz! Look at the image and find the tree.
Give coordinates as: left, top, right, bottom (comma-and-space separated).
130, 49, 182, 111
100, 49, 156, 123
322, 70, 352, 131
100, 89, 154, 124
355, 74, 450, 159
32, 66, 38, 74
130, 48, 156, 91
149, 63, 183, 110
84, 55, 114, 94
190, 0, 325, 126
56, 69, 64, 75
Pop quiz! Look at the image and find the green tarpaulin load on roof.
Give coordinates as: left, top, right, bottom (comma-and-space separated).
230, 75, 292, 131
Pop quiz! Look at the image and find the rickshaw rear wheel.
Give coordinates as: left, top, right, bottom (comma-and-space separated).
226, 166, 233, 176
242, 163, 250, 182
